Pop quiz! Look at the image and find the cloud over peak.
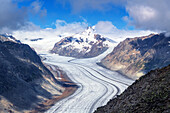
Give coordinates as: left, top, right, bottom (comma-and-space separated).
0, 0, 27, 33
125, 0, 170, 32
0, 0, 47, 33
1, 0, 170, 34
95, 21, 117, 33
95, 21, 155, 42
57, 0, 170, 32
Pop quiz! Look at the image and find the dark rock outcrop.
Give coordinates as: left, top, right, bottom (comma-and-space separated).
0, 35, 64, 112
95, 64, 170, 113
101, 33, 170, 79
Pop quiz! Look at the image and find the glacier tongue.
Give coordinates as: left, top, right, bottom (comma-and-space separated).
44, 45, 134, 113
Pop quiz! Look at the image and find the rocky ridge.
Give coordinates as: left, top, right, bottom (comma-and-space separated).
0, 33, 21, 43
51, 26, 113, 58
95, 64, 170, 113
0, 35, 65, 113
101, 33, 170, 79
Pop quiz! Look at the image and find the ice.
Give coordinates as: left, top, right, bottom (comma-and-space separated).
13, 31, 134, 113
43, 45, 134, 113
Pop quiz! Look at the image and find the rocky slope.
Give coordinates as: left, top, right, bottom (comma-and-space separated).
0, 35, 65, 113
51, 27, 113, 58
101, 33, 170, 79
0, 33, 21, 43
95, 64, 170, 113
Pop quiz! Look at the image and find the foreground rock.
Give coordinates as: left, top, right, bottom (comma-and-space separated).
95, 64, 170, 113
51, 27, 113, 58
101, 33, 170, 79
0, 35, 66, 112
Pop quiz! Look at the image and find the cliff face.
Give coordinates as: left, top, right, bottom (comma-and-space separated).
0, 35, 64, 113
101, 33, 170, 79
95, 64, 170, 113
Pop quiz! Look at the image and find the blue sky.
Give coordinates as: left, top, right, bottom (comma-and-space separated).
17, 0, 129, 29
12, 0, 170, 45
0, 0, 169, 34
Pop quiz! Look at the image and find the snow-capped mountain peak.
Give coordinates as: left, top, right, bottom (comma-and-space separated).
85, 26, 95, 33
51, 26, 115, 58
77, 26, 96, 40
0, 33, 21, 43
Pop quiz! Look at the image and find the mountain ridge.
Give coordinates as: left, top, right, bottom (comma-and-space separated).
100, 33, 170, 79
94, 64, 170, 113
0, 35, 65, 113
51, 26, 114, 58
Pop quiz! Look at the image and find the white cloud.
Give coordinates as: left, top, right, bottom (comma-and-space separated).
0, 0, 27, 33
19, 22, 41, 31
57, 0, 170, 33
125, 0, 170, 32
12, 20, 88, 53
14, 20, 154, 49
95, 21, 155, 42
95, 21, 117, 33
127, 6, 157, 23
13, 19, 88, 40
30, 0, 47, 17
55, 20, 88, 34
12, 20, 155, 53
0, 0, 48, 33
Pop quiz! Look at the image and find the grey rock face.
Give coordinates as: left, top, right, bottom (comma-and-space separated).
101, 33, 170, 79
95, 65, 170, 113
0, 35, 63, 112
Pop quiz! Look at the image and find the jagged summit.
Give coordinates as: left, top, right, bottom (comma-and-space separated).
0, 33, 21, 43
85, 26, 96, 33
51, 26, 114, 58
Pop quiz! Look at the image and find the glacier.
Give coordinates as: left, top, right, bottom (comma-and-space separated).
43, 45, 134, 113
13, 30, 134, 113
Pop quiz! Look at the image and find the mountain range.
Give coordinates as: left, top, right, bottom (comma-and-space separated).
51, 26, 114, 58
95, 64, 170, 113
0, 34, 65, 113
100, 33, 170, 79
0, 33, 21, 43
0, 31, 169, 113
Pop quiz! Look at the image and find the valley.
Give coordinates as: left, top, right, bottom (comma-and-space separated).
0, 32, 169, 113
0, 27, 134, 113
0, 0, 169, 113
42, 47, 133, 113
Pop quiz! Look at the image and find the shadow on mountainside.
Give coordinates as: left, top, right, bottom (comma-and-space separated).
0, 41, 59, 111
